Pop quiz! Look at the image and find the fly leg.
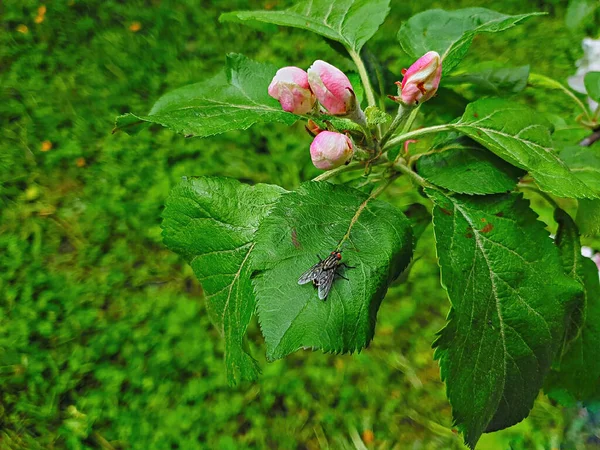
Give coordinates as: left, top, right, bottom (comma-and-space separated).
335, 271, 350, 281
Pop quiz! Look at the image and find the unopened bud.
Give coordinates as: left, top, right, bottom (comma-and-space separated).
268, 67, 316, 114
310, 131, 353, 170
308, 60, 355, 115
396, 51, 442, 105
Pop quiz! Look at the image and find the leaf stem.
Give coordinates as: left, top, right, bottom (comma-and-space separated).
349, 49, 378, 117
393, 158, 429, 188
380, 104, 416, 148
400, 105, 421, 134
384, 124, 453, 151
517, 183, 559, 209
336, 173, 399, 250
312, 160, 362, 182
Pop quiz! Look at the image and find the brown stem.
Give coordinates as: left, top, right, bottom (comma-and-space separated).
579, 127, 600, 147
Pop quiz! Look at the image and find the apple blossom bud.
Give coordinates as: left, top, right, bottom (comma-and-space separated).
268, 67, 316, 114
310, 131, 353, 170
307, 60, 355, 115
396, 51, 442, 105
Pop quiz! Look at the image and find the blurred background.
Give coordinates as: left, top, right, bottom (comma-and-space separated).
2, 0, 600, 448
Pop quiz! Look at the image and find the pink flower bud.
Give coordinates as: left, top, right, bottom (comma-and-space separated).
310, 131, 353, 170
268, 67, 316, 114
399, 51, 442, 105
308, 60, 355, 115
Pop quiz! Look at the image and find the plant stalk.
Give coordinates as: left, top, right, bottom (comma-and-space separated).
380, 104, 416, 148
312, 160, 362, 182
349, 49, 377, 110
384, 124, 453, 151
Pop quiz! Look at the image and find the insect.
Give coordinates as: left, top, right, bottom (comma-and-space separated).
298, 251, 354, 300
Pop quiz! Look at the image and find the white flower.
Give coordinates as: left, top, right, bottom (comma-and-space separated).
568, 38, 600, 112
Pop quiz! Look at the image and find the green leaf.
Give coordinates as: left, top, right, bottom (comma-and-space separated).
553, 209, 586, 345
347, 72, 365, 105
398, 8, 543, 75
404, 203, 432, 242
444, 65, 530, 96
428, 189, 582, 448
566, 0, 599, 30
161, 176, 286, 384
584, 72, 600, 103
416, 135, 524, 195
252, 182, 413, 360
528, 73, 592, 116
220, 0, 391, 53
577, 199, 600, 236
545, 209, 600, 404
365, 105, 391, 126
559, 145, 600, 192
451, 98, 598, 199
559, 146, 600, 235
114, 54, 297, 137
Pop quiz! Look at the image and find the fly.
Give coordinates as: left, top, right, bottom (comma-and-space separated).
298, 251, 354, 300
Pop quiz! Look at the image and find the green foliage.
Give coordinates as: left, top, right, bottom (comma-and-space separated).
221, 0, 391, 53
252, 182, 413, 360
451, 98, 598, 199
444, 65, 530, 96
428, 189, 582, 448
545, 209, 600, 404
565, 0, 599, 30
559, 146, 600, 235
397, 8, 543, 75
560, 146, 600, 192
162, 177, 285, 384
416, 135, 525, 194
365, 105, 391, 126
577, 199, 600, 236
584, 71, 600, 103
115, 54, 297, 137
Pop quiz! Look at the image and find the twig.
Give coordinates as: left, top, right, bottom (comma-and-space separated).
579, 127, 600, 147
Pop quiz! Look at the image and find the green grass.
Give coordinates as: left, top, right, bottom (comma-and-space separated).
1, 0, 599, 448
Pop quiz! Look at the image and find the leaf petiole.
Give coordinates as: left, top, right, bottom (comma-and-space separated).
312, 160, 363, 182
383, 124, 453, 151
379, 104, 417, 148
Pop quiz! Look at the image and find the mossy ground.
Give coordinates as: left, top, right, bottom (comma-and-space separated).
1, 1, 598, 448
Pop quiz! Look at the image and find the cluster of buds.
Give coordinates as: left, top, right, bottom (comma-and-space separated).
268, 51, 442, 171
269, 60, 359, 170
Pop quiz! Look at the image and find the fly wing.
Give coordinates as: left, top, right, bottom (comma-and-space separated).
317, 269, 336, 300
298, 262, 322, 285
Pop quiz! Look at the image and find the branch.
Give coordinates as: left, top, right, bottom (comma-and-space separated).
579, 127, 600, 147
